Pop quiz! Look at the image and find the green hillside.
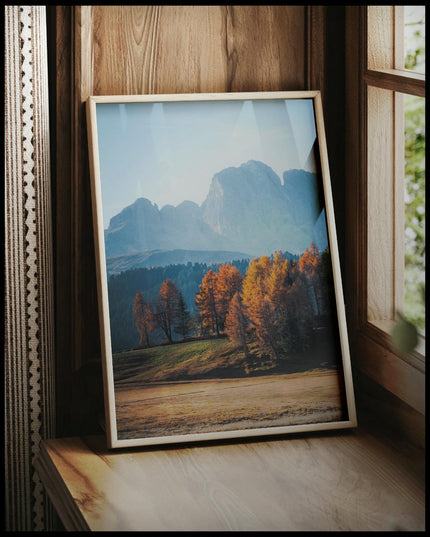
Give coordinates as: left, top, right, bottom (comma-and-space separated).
112, 337, 272, 387
112, 332, 338, 389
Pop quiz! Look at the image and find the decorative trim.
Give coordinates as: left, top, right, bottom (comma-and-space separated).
4, 5, 55, 531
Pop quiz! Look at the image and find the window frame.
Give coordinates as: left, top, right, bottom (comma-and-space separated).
345, 6, 425, 415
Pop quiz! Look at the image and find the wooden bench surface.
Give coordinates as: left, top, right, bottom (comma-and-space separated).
35, 429, 425, 532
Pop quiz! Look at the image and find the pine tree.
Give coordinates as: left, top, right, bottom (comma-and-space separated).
175, 291, 191, 339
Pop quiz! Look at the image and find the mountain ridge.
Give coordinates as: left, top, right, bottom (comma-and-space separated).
104, 160, 328, 260
106, 248, 253, 277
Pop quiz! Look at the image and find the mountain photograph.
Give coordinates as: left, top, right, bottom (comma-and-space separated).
104, 159, 329, 352
93, 95, 349, 444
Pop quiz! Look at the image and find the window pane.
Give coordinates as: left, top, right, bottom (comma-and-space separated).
404, 93, 425, 331
404, 6, 425, 74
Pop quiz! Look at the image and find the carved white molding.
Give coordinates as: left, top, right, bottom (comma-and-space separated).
4, 5, 55, 531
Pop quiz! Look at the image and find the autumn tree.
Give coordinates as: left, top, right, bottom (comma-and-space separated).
284, 244, 330, 351
215, 263, 243, 330
175, 291, 191, 339
298, 242, 320, 316
283, 275, 313, 352
155, 279, 180, 343
133, 291, 155, 348
225, 291, 250, 369
195, 269, 220, 335
241, 255, 283, 361
267, 252, 292, 337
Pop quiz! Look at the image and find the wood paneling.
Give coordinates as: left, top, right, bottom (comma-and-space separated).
86, 6, 306, 96
307, 6, 326, 98
344, 6, 367, 334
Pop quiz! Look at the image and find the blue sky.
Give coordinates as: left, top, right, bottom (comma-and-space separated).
96, 97, 318, 229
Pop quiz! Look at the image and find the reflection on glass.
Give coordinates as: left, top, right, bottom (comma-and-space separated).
404, 6, 425, 74
404, 93, 425, 332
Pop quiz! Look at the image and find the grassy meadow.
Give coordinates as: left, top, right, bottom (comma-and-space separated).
112, 337, 346, 440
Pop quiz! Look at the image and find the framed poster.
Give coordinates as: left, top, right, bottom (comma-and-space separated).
86, 91, 357, 448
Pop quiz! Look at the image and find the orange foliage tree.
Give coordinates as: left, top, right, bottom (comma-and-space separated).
156, 279, 180, 343
133, 291, 155, 348
195, 247, 330, 360
241, 255, 284, 361
225, 290, 250, 365
298, 242, 320, 316
241, 250, 321, 360
215, 263, 243, 330
195, 269, 220, 335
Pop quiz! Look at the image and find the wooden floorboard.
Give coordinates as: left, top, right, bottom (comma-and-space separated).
35, 427, 425, 532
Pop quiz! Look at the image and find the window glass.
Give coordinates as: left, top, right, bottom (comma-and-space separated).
404, 93, 425, 332
404, 6, 425, 74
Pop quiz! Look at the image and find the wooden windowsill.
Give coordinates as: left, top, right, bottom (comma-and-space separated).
368, 318, 425, 367
353, 322, 425, 416
34, 427, 425, 532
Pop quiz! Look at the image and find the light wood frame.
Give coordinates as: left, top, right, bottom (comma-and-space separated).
86, 90, 357, 448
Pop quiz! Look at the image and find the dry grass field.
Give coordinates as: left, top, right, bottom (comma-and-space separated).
114, 369, 345, 440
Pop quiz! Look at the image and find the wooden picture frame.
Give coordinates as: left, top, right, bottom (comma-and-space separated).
86, 91, 357, 449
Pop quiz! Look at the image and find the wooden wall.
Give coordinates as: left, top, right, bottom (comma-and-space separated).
47, 6, 347, 437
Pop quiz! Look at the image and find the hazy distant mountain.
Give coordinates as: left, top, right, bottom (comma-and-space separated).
106, 248, 252, 277
104, 198, 232, 257
104, 160, 328, 261
201, 161, 324, 255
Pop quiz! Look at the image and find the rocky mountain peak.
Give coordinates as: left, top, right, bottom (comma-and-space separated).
104, 160, 327, 259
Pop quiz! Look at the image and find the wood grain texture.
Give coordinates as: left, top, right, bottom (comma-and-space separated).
47, 6, 74, 436
88, 5, 306, 96
364, 69, 426, 97
367, 6, 394, 70
353, 369, 425, 450
48, 6, 103, 438
355, 327, 425, 415
344, 6, 368, 336
307, 6, 326, 102
37, 432, 425, 531
367, 85, 395, 322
